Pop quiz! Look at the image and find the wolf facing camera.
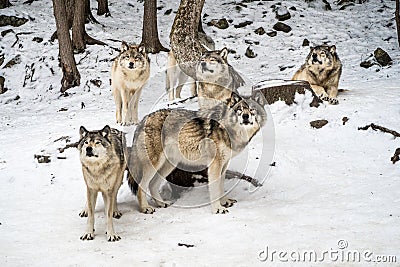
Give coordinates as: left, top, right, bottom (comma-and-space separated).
292, 45, 342, 105
111, 42, 150, 125
78, 125, 126, 242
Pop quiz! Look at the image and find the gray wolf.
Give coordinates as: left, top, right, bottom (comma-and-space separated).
111, 42, 150, 125
166, 32, 215, 101
127, 92, 267, 214
196, 47, 245, 109
292, 45, 342, 105
78, 125, 126, 242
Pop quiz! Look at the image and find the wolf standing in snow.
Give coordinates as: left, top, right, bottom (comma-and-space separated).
196, 47, 245, 109
127, 92, 267, 214
111, 42, 150, 125
166, 32, 215, 101
292, 45, 342, 105
78, 126, 126, 242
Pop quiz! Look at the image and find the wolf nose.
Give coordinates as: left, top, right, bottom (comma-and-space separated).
201, 62, 206, 68
242, 114, 249, 120
312, 54, 318, 60
86, 147, 93, 153
129, 62, 134, 69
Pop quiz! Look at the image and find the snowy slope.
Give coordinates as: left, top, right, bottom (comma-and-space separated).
0, 0, 399, 266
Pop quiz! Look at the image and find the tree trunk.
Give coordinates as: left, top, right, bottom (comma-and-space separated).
72, 0, 86, 53
170, 0, 206, 78
52, 0, 80, 93
85, 0, 100, 24
97, 0, 110, 17
141, 0, 169, 54
0, 0, 11, 9
396, 0, 400, 47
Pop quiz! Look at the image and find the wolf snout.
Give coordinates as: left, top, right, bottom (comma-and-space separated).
86, 147, 94, 157
242, 114, 251, 124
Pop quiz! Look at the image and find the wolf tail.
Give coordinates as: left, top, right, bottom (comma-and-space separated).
126, 145, 142, 195
127, 170, 139, 195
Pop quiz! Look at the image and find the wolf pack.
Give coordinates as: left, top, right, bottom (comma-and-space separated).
78, 36, 342, 241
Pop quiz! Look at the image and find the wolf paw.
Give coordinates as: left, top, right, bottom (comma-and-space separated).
107, 233, 121, 242
221, 198, 237, 208
79, 210, 88, 217
141, 206, 155, 214
328, 98, 339, 105
215, 207, 229, 214
113, 210, 122, 219
155, 200, 172, 208
80, 232, 94, 241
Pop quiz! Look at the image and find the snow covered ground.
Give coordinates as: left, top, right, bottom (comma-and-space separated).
0, 0, 399, 266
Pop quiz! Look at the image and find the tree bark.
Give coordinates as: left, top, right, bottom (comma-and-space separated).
170, 0, 206, 78
396, 0, 400, 47
85, 0, 100, 24
72, 0, 86, 53
140, 0, 169, 54
97, 0, 110, 17
52, 0, 80, 93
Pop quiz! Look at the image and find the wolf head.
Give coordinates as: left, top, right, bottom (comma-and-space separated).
232, 91, 267, 128
196, 47, 230, 84
118, 42, 149, 70
306, 45, 339, 70
208, 92, 267, 131
78, 125, 112, 162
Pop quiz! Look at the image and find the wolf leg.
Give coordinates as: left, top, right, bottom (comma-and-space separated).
175, 70, 189, 99
149, 161, 175, 208
120, 89, 131, 125
166, 63, 176, 101
103, 191, 121, 242
80, 188, 97, 240
113, 88, 122, 124
326, 86, 339, 105
219, 164, 237, 208
188, 77, 197, 97
137, 163, 157, 214
130, 89, 142, 125
310, 84, 328, 100
208, 162, 229, 214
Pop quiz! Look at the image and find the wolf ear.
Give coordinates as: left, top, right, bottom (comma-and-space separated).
329, 45, 336, 53
101, 125, 111, 138
138, 43, 146, 54
252, 90, 267, 106
121, 41, 129, 52
79, 126, 88, 139
219, 47, 229, 60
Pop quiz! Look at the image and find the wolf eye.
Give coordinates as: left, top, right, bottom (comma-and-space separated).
95, 141, 101, 145
135, 56, 141, 60
84, 141, 88, 144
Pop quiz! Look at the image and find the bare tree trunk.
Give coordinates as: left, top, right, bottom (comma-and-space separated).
97, 0, 110, 17
72, 0, 86, 53
141, 0, 169, 54
52, 0, 80, 93
170, 0, 206, 78
396, 0, 400, 47
85, 0, 100, 24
